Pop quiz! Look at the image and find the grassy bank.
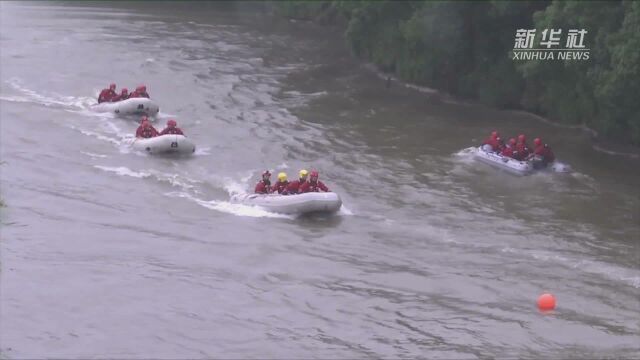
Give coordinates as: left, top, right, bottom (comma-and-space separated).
273, 1, 640, 145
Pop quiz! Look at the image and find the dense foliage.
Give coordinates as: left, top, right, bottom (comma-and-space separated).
274, 1, 640, 145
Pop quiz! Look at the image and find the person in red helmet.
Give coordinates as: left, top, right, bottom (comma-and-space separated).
513, 134, 530, 161
286, 169, 309, 195
254, 170, 272, 194
135, 116, 159, 138
98, 83, 117, 103
500, 138, 517, 158
112, 88, 129, 102
129, 85, 150, 99
529, 137, 555, 168
299, 170, 330, 193
495, 135, 505, 153
159, 119, 184, 135
134, 115, 148, 137
482, 130, 503, 153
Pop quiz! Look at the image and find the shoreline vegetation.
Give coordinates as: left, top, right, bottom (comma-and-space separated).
270, 1, 640, 147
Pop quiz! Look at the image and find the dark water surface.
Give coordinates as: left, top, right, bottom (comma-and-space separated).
1, 2, 639, 358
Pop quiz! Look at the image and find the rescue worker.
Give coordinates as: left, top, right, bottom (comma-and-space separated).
98, 83, 117, 103
135, 117, 159, 138
159, 119, 184, 135
129, 85, 150, 98
254, 170, 272, 194
112, 88, 129, 102
482, 131, 503, 152
529, 137, 555, 168
495, 135, 505, 153
299, 170, 329, 193
500, 138, 517, 158
271, 172, 289, 194
513, 134, 530, 161
286, 169, 309, 195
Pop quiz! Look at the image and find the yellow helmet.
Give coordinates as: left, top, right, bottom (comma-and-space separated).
278, 172, 287, 181
299, 169, 309, 178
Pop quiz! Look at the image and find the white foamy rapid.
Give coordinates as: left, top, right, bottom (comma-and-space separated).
166, 191, 293, 219
452, 147, 478, 165
80, 151, 109, 159
338, 205, 354, 216
94, 165, 152, 179
194, 147, 211, 156
2, 78, 96, 111
93, 165, 202, 191
92, 165, 293, 219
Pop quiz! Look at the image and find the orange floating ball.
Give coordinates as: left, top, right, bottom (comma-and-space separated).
537, 293, 556, 311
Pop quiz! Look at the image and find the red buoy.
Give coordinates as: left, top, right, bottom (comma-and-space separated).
537, 293, 556, 311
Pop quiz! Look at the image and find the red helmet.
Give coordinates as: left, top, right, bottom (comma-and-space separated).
310, 170, 319, 178
534, 138, 542, 146
140, 115, 149, 124
167, 119, 177, 127
518, 134, 526, 142
509, 138, 516, 145
109, 83, 116, 90
491, 130, 499, 138
121, 88, 128, 94
262, 170, 271, 178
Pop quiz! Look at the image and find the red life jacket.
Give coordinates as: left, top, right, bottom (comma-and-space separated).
483, 137, 503, 152
140, 127, 158, 138
98, 89, 116, 103
112, 94, 128, 102
254, 180, 271, 194
286, 179, 307, 194
130, 91, 150, 99
300, 180, 329, 193
534, 144, 555, 163
160, 127, 184, 135
272, 181, 289, 194
514, 142, 530, 160
501, 146, 515, 158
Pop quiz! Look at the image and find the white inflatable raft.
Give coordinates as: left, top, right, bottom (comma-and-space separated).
474, 146, 569, 175
92, 98, 159, 116
474, 146, 534, 175
233, 192, 342, 215
132, 134, 195, 155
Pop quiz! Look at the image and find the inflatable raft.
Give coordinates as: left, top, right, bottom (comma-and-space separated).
92, 98, 159, 116
233, 192, 342, 215
132, 134, 195, 155
474, 146, 534, 175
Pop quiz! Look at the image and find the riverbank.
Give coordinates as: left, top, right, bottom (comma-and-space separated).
361, 51, 640, 159
271, 1, 640, 147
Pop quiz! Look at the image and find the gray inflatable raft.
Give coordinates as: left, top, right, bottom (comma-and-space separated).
474, 146, 569, 175
233, 192, 342, 215
92, 98, 159, 116
474, 146, 534, 175
132, 134, 195, 155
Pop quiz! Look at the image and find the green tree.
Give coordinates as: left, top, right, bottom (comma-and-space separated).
272, 0, 639, 144
595, 0, 640, 143
517, 1, 627, 136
